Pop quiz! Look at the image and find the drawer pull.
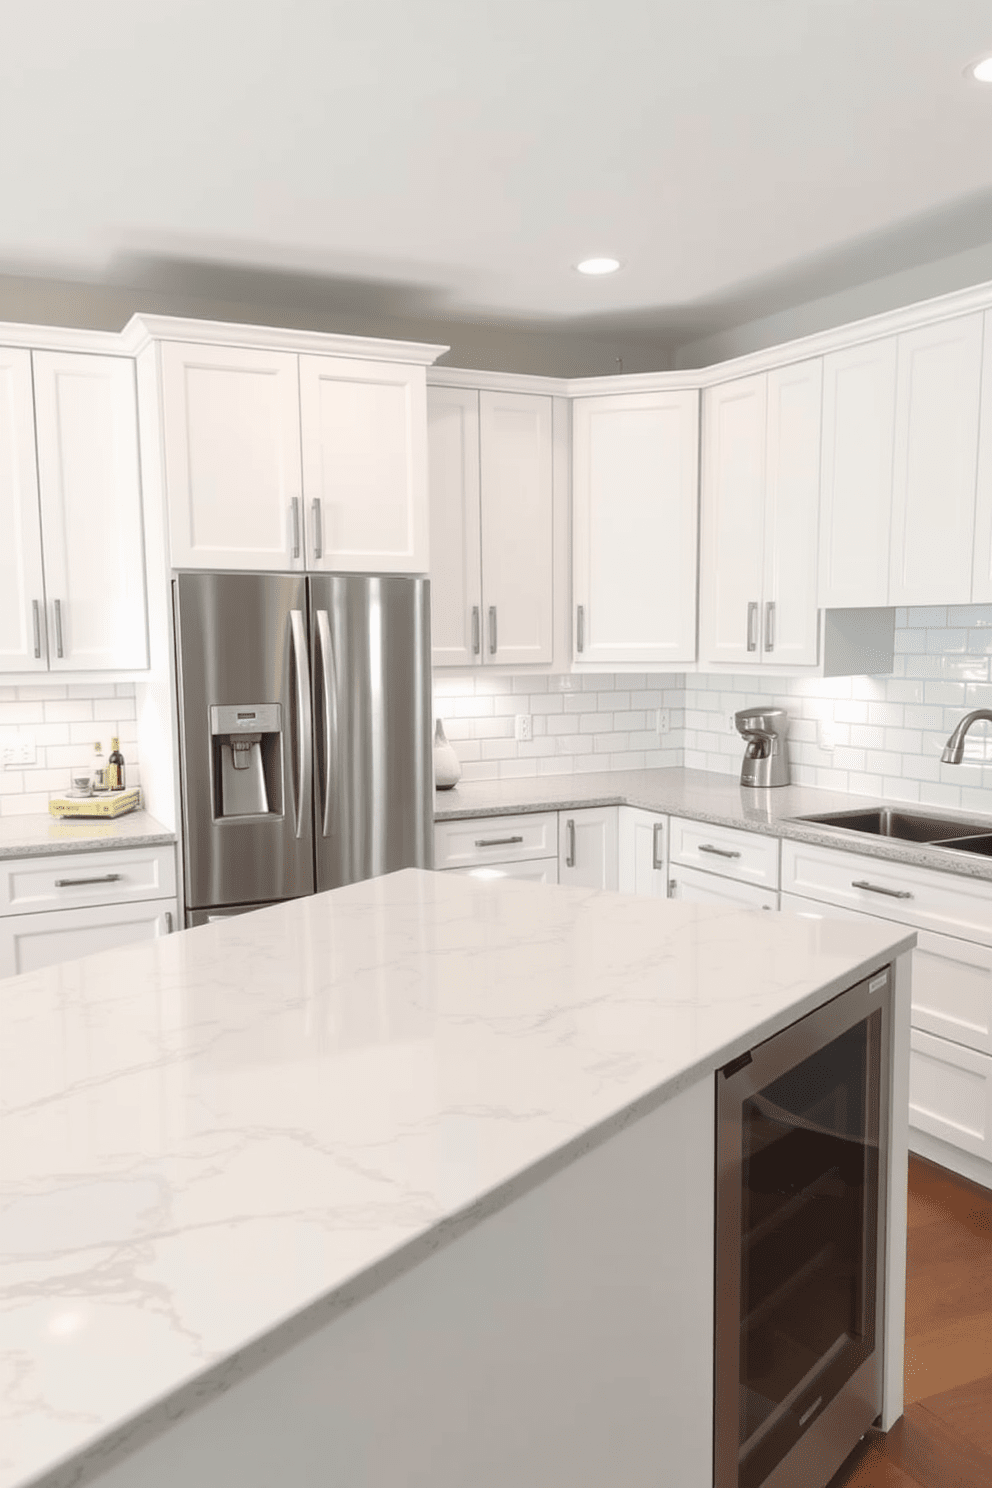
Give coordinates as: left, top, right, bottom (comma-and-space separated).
699, 844, 741, 860
652, 821, 664, 870
852, 879, 913, 900
475, 835, 524, 848
54, 872, 124, 888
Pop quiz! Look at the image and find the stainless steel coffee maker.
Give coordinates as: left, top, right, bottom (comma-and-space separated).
735, 708, 790, 788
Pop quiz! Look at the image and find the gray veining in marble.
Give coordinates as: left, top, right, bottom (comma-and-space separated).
436, 767, 992, 882
0, 868, 912, 1488
0, 811, 175, 860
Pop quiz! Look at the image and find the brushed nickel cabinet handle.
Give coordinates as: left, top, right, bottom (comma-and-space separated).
54, 599, 64, 658
667, 878, 677, 898
565, 818, 576, 868
699, 843, 741, 860
32, 600, 41, 658
652, 821, 664, 870
746, 601, 758, 653
764, 600, 775, 652
475, 835, 524, 848
471, 606, 481, 656
311, 498, 323, 560
290, 498, 301, 559
852, 879, 913, 900
55, 873, 123, 887
576, 604, 585, 654
488, 605, 497, 656
164, 911, 174, 933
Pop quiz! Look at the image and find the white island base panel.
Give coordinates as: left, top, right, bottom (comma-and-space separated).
81, 1077, 717, 1488
0, 870, 912, 1488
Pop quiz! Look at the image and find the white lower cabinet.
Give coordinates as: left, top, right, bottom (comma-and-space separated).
0, 897, 177, 978
0, 844, 179, 979
668, 864, 777, 910
908, 1029, 992, 1168
448, 858, 559, 885
617, 807, 667, 897
558, 807, 619, 891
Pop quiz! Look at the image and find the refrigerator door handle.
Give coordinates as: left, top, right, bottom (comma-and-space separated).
289, 609, 312, 839
315, 608, 336, 838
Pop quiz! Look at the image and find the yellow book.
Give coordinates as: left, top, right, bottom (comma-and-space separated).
49, 789, 142, 820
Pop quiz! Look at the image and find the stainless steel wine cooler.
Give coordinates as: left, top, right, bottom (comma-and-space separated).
714, 966, 892, 1488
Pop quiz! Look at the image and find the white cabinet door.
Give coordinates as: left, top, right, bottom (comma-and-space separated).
909, 1029, 992, 1165
32, 352, 148, 670
819, 337, 898, 608
427, 387, 483, 666
558, 807, 619, 890
970, 308, 992, 601
0, 896, 177, 979
0, 348, 47, 672
762, 360, 822, 665
572, 391, 698, 666
160, 342, 303, 571
668, 864, 777, 911
479, 391, 553, 666
699, 376, 767, 666
300, 356, 428, 573
889, 314, 984, 605
617, 807, 667, 897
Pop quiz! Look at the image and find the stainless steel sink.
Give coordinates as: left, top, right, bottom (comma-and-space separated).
793, 808, 992, 856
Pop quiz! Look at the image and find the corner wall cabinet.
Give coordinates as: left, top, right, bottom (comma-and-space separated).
427, 386, 553, 668
571, 391, 698, 667
0, 347, 147, 673
699, 360, 822, 669
157, 341, 430, 574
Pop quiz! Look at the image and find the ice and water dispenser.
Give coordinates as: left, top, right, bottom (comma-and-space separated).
209, 704, 284, 819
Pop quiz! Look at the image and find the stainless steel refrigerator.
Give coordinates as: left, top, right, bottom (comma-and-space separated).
174, 571, 433, 927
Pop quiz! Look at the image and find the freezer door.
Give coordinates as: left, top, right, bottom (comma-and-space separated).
175, 572, 315, 910
310, 574, 433, 889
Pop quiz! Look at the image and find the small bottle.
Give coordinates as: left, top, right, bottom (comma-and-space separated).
92, 741, 108, 792
107, 737, 126, 792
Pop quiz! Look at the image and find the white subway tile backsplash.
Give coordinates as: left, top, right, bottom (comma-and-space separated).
0, 683, 144, 810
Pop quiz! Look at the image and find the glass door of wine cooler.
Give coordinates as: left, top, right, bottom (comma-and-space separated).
714, 967, 891, 1488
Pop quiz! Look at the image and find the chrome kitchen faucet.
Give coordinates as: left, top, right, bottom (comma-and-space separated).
941, 709, 992, 764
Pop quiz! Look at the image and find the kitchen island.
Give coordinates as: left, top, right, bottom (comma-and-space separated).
1, 869, 912, 1488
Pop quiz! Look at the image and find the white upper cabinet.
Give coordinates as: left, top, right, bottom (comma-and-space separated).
428, 386, 553, 668
0, 348, 46, 673
299, 356, 428, 573
818, 338, 897, 609
700, 364, 821, 668
479, 391, 554, 666
160, 343, 304, 572
699, 375, 766, 667
889, 313, 984, 606
970, 310, 992, 602
32, 353, 148, 670
572, 391, 698, 666
762, 359, 823, 666
427, 387, 482, 666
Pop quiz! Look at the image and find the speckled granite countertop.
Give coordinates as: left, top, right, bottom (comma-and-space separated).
435, 768, 992, 882
0, 809, 176, 860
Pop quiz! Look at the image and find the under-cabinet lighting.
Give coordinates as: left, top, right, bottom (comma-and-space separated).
969, 55, 992, 82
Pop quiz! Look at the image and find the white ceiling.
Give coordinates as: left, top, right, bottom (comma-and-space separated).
3, 0, 992, 351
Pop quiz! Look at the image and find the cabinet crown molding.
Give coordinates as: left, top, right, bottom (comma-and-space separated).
0, 322, 124, 355
120, 314, 449, 365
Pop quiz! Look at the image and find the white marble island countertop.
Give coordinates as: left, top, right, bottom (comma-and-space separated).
0, 869, 913, 1488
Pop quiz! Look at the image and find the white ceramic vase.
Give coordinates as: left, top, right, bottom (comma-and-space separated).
433, 718, 461, 790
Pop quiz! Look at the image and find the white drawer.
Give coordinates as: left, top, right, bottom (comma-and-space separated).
0, 845, 177, 917
669, 816, 779, 889
668, 864, 778, 911
909, 1029, 992, 1164
781, 891, 992, 1057
0, 896, 179, 979
434, 813, 558, 870
442, 857, 559, 886
781, 839, 992, 947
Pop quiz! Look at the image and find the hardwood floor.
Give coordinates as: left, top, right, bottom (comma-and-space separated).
825, 1154, 992, 1488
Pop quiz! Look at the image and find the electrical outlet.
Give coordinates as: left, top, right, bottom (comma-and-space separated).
657, 708, 671, 736
728, 712, 738, 734
514, 714, 533, 742
818, 720, 836, 752
1, 733, 35, 767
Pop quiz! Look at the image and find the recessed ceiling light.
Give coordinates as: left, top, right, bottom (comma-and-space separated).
968, 55, 992, 82
576, 257, 621, 276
